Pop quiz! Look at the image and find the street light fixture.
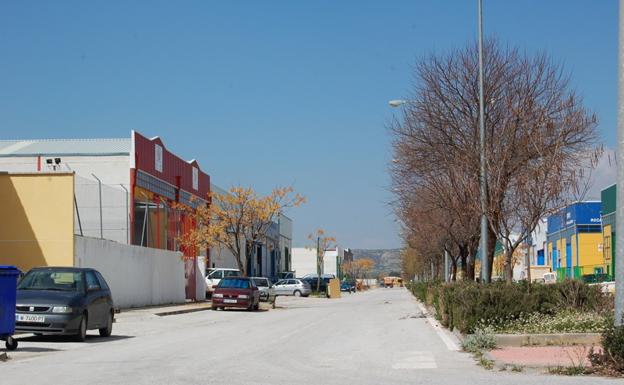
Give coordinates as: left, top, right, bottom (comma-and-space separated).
388, 99, 407, 108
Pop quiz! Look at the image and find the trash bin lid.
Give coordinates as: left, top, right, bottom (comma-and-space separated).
0, 265, 21, 275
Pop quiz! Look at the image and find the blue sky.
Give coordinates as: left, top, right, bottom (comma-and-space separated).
0, 1, 617, 248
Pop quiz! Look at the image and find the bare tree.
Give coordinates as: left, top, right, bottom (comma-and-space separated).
390, 39, 600, 283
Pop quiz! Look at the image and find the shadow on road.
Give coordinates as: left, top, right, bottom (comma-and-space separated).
17, 334, 134, 344
6, 347, 60, 353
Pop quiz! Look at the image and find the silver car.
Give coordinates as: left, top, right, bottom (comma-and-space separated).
250, 277, 271, 301
271, 279, 311, 297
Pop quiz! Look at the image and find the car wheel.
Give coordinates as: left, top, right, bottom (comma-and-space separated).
99, 311, 113, 337
212, 305, 219, 311
294, 290, 302, 297
75, 313, 88, 342
5, 337, 18, 351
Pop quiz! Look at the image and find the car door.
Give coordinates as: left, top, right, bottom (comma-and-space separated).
207, 270, 223, 289
95, 271, 114, 315
85, 270, 106, 328
286, 279, 298, 294
274, 280, 287, 295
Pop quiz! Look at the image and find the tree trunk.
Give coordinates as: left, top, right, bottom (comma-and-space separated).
466, 249, 475, 281
459, 247, 468, 280
486, 226, 497, 283
504, 249, 513, 284
450, 258, 458, 281
525, 244, 532, 292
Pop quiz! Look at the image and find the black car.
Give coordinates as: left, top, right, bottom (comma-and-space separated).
15, 267, 114, 342
340, 280, 356, 293
301, 276, 331, 292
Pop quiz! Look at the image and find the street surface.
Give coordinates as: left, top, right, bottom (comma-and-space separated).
2, 288, 620, 385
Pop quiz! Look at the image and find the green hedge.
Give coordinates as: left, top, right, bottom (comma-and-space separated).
407, 280, 611, 334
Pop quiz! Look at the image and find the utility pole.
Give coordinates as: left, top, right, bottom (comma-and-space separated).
316, 236, 321, 292
478, 0, 489, 284
616, 0, 624, 326
444, 249, 450, 282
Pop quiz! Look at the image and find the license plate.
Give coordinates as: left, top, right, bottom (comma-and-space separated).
16, 314, 46, 323
223, 299, 237, 304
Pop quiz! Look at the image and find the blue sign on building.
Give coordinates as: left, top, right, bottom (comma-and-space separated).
547, 202, 601, 233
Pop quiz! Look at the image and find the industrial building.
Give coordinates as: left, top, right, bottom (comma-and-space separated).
601, 184, 616, 279
546, 201, 605, 281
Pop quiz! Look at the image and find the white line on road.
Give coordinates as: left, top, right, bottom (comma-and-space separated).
392, 351, 437, 369
415, 302, 460, 351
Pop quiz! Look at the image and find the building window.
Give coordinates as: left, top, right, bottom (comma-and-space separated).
155, 144, 163, 172
133, 197, 168, 249
192, 167, 199, 191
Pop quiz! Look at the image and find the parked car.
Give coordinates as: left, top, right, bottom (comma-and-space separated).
277, 271, 295, 280
250, 277, 271, 302
205, 268, 241, 295
272, 279, 311, 297
301, 276, 331, 292
543, 272, 557, 284
211, 277, 260, 311
15, 267, 114, 341
340, 280, 356, 293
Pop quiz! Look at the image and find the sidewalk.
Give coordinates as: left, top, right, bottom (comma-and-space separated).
117, 300, 213, 318
488, 345, 600, 369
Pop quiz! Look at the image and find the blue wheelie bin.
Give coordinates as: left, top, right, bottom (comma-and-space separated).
0, 265, 20, 351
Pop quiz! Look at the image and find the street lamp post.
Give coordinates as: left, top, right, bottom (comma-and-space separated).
388, 2, 489, 284
477, 0, 489, 284
616, 0, 624, 326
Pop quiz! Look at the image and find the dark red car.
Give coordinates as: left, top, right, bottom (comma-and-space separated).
211, 277, 260, 311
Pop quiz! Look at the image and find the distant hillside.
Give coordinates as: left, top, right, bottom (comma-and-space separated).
351, 249, 402, 276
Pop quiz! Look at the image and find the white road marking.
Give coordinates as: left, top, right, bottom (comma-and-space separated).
415, 302, 460, 351
392, 351, 437, 369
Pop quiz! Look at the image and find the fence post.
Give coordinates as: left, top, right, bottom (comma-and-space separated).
91, 173, 103, 239
120, 184, 129, 244
74, 195, 83, 236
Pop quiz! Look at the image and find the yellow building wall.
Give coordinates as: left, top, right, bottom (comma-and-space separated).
571, 236, 577, 267
578, 232, 604, 275
548, 242, 553, 267
557, 238, 565, 268
603, 225, 612, 266
0, 173, 75, 272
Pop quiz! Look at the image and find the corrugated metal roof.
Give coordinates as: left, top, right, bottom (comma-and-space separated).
0, 138, 131, 156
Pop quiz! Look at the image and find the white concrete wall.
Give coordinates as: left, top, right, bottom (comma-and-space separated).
74, 236, 185, 309
291, 248, 318, 277
531, 218, 548, 265
210, 246, 242, 270
323, 248, 344, 277
195, 256, 207, 301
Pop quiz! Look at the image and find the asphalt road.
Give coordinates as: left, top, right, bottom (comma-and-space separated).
1, 288, 621, 385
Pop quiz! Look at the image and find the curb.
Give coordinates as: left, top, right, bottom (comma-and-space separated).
155, 306, 213, 317
494, 333, 601, 347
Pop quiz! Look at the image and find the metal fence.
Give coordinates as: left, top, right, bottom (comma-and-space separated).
74, 174, 129, 244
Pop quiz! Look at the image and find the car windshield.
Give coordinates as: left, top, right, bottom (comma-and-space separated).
218, 278, 251, 289
252, 278, 268, 287
18, 270, 84, 292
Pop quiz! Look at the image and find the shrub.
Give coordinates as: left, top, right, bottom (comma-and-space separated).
462, 328, 497, 353
588, 319, 624, 374
602, 321, 624, 371
479, 310, 609, 334
408, 280, 612, 334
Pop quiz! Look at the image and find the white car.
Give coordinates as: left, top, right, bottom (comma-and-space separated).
205, 268, 241, 294
543, 272, 556, 284
271, 279, 311, 297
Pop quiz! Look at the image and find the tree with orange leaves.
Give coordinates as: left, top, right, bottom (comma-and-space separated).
177, 186, 305, 276
307, 229, 336, 292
